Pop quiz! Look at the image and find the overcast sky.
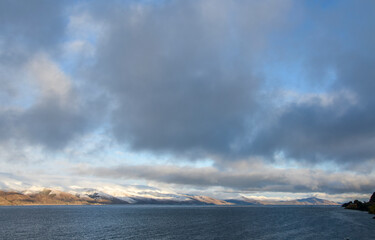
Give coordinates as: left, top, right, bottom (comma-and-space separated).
1, 0, 375, 201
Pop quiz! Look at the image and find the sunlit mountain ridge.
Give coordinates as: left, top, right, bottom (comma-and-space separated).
0, 188, 339, 206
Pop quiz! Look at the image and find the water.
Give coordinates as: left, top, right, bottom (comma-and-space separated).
0, 205, 374, 240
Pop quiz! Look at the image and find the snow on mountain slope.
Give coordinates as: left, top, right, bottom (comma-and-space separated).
68, 185, 193, 203
237, 196, 340, 205
0, 173, 339, 205
0, 174, 198, 204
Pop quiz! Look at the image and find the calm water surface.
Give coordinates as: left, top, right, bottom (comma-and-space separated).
0, 205, 374, 240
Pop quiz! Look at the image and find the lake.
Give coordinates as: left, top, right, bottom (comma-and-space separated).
0, 205, 374, 239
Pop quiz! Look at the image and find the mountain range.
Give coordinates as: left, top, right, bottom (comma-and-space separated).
0, 188, 339, 206
0, 173, 339, 206
225, 196, 339, 206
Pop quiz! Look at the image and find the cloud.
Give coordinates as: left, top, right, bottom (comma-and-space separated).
246, 1, 375, 165
81, 0, 375, 169
84, 0, 294, 157
250, 92, 375, 163
0, 0, 69, 112
1, 0, 375, 198
0, 0, 67, 53
0, 1, 107, 150
0, 55, 95, 149
74, 163, 375, 194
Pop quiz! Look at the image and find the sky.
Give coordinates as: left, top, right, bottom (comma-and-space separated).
1, 0, 375, 202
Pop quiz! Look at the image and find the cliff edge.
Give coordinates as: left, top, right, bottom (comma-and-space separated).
342, 192, 375, 215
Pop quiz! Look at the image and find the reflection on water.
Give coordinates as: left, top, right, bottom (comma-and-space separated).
0, 205, 374, 240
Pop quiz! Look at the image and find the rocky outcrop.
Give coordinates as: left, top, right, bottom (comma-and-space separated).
342, 192, 375, 215
369, 192, 375, 203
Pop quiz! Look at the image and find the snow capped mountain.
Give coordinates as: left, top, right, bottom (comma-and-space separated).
68, 186, 194, 204
0, 173, 231, 205
0, 173, 338, 206
295, 197, 339, 205
225, 196, 339, 206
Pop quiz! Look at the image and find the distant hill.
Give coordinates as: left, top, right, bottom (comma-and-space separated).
0, 189, 93, 205
226, 196, 339, 206
296, 197, 339, 205
0, 189, 234, 206
0, 174, 340, 206
0, 189, 128, 205
0, 188, 338, 206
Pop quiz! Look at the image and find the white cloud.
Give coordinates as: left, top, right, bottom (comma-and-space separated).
27, 53, 73, 106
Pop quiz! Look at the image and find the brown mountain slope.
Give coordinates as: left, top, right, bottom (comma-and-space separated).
0, 189, 339, 206
188, 196, 234, 205
0, 190, 235, 206
0, 189, 126, 205
0, 190, 91, 205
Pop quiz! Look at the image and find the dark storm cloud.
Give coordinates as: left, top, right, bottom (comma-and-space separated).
0, 0, 67, 59
2, 0, 375, 168
0, 0, 68, 104
248, 1, 375, 164
85, 0, 375, 167
1, 100, 87, 149
0, 88, 97, 150
250, 95, 375, 163
88, 0, 292, 156
1, 0, 375, 198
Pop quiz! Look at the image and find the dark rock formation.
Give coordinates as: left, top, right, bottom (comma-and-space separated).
342, 192, 375, 215
369, 192, 375, 203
